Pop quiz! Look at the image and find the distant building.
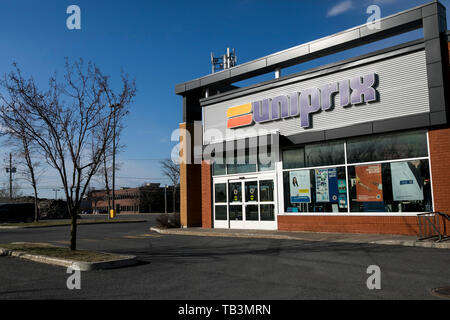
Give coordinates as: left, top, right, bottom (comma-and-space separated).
88, 184, 179, 214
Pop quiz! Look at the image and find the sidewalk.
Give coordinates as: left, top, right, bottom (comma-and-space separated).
150, 227, 450, 249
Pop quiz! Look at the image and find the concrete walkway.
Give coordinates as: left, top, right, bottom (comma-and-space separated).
150, 227, 450, 249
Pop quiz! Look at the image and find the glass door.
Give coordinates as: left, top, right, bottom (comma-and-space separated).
213, 174, 277, 230
228, 180, 244, 229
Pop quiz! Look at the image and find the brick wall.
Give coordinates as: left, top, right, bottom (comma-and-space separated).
201, 161, 213, 228
428, 127, 450, 234
179, 122, 202, 227
278, 216, 421, 236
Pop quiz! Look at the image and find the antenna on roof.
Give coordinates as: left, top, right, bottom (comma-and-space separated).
211, 48, 237, 73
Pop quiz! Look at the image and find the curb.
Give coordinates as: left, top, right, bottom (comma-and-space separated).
149, 227, 450, 250
0, 220, 147, 230
0, 247, 138, 271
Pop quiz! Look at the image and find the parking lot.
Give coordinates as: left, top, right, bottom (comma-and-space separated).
0, 217, 449, 300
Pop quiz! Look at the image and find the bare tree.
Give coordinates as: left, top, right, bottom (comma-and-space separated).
0, 59, 136, 250
159, 158, 180, 213
94, 126, 124, 213
14, 136, 44, 222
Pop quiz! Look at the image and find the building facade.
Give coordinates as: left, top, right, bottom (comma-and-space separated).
176, 1, 450, 235
89, 184, 179, 214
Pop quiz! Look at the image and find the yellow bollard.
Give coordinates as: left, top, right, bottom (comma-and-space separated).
109, 209, 116, 219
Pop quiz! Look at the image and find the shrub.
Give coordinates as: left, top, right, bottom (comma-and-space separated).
156, 212, 180, 228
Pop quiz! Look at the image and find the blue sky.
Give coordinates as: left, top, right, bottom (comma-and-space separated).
0, 0, 448, 198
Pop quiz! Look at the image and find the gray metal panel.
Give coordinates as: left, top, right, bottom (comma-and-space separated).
325, 123, 373, 140
203, 50, 430, 145
372, 113, 430, 133
266, 45, 310, 67
309, 29, 361, 54
202, 40, 424, 106
175, 1, 445, 95
286, 131, 325, 145
430, 111, 448, 125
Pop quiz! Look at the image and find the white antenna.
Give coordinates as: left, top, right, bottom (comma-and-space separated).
211, 48, 237, 73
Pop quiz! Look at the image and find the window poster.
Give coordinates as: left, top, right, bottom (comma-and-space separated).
339, 194, 348, 209
390, 161, 424, 201
338, 179, 347, 194
328, 168, 339, 203
355, 164, 383, 202
315, 168, 339, 203
290, 170, 311, 203
315, 169, 329, 202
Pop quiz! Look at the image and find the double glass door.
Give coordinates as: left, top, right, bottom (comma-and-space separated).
214, 174, 277, 230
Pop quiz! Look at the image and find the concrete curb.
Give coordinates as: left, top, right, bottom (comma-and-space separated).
0, 247, 138, 271
0, 220, 147, 230
149, 227, 450, 250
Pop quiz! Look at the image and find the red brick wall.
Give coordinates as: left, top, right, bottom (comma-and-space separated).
201, 161, 213, 228
428, 127, 450, 234
278, 216, 421, 236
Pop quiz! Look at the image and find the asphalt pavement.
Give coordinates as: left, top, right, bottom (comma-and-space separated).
0, 217, 449, 300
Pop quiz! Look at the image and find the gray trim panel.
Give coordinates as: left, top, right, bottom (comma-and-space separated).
176, 1, 444, 95
283, 113, 431, 146
201, 40, 425, 106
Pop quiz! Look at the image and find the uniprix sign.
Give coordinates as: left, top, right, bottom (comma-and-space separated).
227, 73, 379, 129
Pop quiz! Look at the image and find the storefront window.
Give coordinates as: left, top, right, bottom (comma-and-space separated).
227, 154, 257, 174
283, 167, 348, 213
347, 160, 432, 213
258, 152, 274, 171
213, 163, 226, 176
305, 141, 345, 167
346, 130, 428, 164
282, 148, 305, 169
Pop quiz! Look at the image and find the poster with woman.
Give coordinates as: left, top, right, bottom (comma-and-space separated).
289, 170, 311, 203
355, 164, 383, 202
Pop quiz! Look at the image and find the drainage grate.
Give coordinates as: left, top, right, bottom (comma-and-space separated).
431, 287, 450, 299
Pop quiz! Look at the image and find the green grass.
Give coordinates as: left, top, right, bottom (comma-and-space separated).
0, 243, 123, 262
0, 219, 145, 228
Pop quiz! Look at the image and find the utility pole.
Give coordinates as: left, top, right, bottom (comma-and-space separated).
53, 189, 59, 200
9, 153, 12, 201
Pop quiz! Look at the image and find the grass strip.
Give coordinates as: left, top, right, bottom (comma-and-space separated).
1, 219, 145, 228
0, 243, 123, 262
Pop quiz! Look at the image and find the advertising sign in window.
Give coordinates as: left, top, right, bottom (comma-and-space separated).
355, 165, 383, 202
315, 168, 339, 203
289, 170, 311, 203
391, 161, 424, 201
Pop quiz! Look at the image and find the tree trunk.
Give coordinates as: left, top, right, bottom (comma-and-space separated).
70, 209, 78, 251
33, 186, 39, 222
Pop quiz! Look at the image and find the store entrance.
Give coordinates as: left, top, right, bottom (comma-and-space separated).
213, 174, 277, 230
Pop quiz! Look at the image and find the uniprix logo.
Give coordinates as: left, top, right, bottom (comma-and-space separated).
227, 103, 254, 129
227, 73, 378, 129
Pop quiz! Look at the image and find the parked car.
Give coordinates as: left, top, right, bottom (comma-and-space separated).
0, 203, 35, 223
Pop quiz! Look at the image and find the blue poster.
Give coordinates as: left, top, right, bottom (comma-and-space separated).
315, 168, 339, 203
328, 168, 339, 203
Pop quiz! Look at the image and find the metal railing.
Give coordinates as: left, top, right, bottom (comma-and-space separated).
417, 212, 450, 243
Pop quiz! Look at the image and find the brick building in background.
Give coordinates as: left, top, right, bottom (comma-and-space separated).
88, 183, 180, 214
176, 1, 450, 236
